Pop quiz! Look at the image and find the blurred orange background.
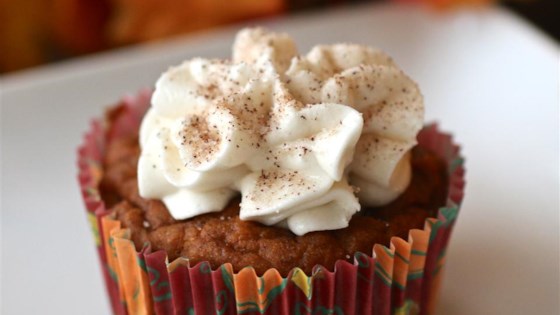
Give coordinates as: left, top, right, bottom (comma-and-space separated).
0, 0, 556, 74
0, 0, 285, 73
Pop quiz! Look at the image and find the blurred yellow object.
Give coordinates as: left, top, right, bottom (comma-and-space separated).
0, 0, 47, 72
440, 0, 496, 9
107, 0, 285, 44
3, 0, 512, 74
0, 0, 283, 73
0, 0, 109, 73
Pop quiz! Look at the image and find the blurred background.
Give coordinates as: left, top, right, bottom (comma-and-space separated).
0, 0, 557, 74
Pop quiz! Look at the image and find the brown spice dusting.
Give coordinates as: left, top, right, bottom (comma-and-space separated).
100, 127, 447, 276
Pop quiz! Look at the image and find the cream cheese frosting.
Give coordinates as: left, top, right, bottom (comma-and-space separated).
138, 27, 424, 235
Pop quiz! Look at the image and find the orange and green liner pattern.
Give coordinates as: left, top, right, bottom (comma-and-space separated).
77, 91, 465, 315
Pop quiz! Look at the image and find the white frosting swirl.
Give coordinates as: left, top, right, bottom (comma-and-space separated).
138, 27, 424, 235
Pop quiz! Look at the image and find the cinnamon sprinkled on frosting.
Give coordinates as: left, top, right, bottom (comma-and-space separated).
138, 27, 424, 235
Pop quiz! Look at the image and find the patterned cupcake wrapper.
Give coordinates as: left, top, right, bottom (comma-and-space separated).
77, 91, 465, 315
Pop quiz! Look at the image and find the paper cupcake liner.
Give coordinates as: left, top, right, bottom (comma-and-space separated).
77, 91, 465, 315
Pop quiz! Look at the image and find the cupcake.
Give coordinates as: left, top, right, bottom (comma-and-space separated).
78, 28, 465, 315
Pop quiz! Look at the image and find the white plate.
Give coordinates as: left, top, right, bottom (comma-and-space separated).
1, 3, 558, 314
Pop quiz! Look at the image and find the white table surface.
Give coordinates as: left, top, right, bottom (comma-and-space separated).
1, 3, 558, 314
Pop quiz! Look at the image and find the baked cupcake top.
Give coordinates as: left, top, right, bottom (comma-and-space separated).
138, 27, 424, 235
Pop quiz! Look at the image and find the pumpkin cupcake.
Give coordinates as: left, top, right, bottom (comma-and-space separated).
78, 27, 465, 315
